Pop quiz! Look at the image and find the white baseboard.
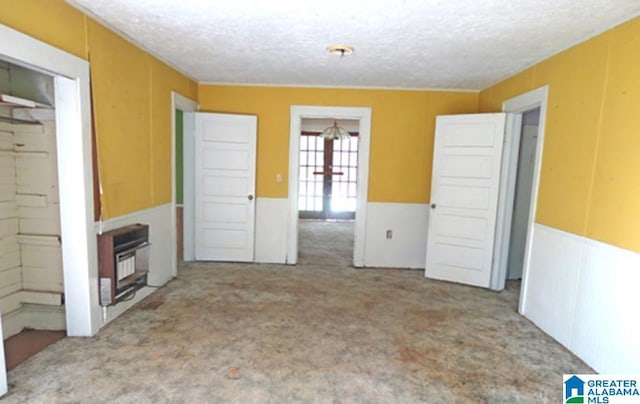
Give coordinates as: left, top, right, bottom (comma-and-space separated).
522, 223, 640, 373
364, 202, 429, 268
255, 198, 288, 263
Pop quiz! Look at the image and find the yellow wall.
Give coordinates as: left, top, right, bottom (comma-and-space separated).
0, 0, 88, 60
0, 0, 198, 218
480, 17, 640, 252
198, 86, 478, 203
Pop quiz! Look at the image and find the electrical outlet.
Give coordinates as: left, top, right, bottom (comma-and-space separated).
386, 230, 392, 239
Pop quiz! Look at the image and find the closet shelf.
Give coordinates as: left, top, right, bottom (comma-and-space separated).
0, 94, 53, 109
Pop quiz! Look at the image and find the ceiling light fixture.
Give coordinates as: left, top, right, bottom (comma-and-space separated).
320, 121, 351, 140
327, 44, 354, 57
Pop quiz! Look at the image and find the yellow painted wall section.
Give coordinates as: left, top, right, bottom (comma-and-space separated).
533, 33, 610, 234
88, 20, 153, 218
1, 0, 198, 219
87, 23, 197, 218
478, 67, 535, 112
0, 0, 88, 59
480, 17, 640, 253
198, 85, 478, 202
587, 18, 640, 251
150, 59, 197, 204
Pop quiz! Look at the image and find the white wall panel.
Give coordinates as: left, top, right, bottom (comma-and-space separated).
522, 223, 640, 373
259, 200, 430, 268
0, 219, 17, 237
254, 197, 288, 263
571, 237, 640, 373
0, 202, 17, 220
364, 202, 429, 268
524, 224, 582, 348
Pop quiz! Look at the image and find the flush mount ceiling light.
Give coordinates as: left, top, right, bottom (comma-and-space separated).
326, 44, 354, 57
320, 121, 351, 140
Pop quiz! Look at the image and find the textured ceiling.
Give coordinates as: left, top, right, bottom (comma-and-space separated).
67, 0, 640, 90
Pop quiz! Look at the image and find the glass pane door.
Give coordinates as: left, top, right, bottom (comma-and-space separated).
298, 132, 358, 220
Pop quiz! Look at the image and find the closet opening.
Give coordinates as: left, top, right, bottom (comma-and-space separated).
0, 60, 66, 369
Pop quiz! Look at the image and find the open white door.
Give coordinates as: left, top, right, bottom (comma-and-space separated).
195, 112, 257, 261
425, 113, 506, 288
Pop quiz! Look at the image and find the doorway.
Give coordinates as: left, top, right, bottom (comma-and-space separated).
506, 108, 540, 280
297, 118, 358, 266
171, 92, 198, 268
1, 22, 96, 395
424, 87, 548, 295
0, 60, 68, 368
287, 106, 371, 266
499, 86, 548, 314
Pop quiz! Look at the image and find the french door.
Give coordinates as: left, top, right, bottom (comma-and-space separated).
298, 132, 358, 220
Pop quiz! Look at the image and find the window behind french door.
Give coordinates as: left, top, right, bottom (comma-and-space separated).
298, 131, 358, 220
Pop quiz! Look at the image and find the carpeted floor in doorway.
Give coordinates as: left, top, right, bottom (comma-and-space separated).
298, 220, 354, 266
4, 258, 591, 402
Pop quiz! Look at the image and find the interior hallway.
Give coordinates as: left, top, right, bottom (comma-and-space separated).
2, 223, 591, 402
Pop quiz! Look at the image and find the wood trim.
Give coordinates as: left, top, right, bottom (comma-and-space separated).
89, 79, 101, 222
312, 171, 344, 176
301, 130, 359, 137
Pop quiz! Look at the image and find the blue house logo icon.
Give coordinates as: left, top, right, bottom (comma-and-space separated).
564, 375, 585, 403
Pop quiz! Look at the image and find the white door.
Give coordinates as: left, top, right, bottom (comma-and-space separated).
425, 113, 506, 288
195, 112, 257, 261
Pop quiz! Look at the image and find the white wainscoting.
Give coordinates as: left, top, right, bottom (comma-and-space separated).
255, 199, 429, 268
363, 202, 429, 269
95, 203, 174, 326
255, 197, 288, 263
522, 223, 640, 373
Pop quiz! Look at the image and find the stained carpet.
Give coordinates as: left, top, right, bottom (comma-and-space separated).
3, 221, 592, 402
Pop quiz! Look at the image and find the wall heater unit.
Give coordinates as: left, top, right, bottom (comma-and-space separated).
98, 223, 150, 306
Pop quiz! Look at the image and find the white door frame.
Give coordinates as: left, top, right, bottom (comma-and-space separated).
1, 24, 97, 394
0, 24, 98, 339
287, 106, 371, 266
171, 92, 198, 268
492, 86, 548, 311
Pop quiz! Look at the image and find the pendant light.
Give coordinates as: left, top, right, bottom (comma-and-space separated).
320, 121, 351, 140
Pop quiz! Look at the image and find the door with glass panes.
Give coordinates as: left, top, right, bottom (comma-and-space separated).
298, 131, 358, 220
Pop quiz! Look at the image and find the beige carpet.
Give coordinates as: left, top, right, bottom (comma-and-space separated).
3, 222, 592, 402
298, 220, 354, 266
